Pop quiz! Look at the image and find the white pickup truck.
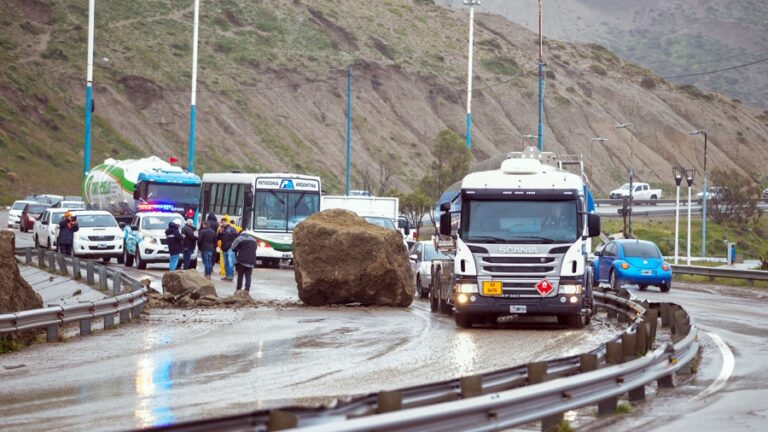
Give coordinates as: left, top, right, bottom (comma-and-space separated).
609, 183, 662, 200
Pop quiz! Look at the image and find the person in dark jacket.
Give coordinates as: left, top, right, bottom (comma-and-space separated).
165, 221, 184, 271
197, 221, 216, 279
217, 218, 239, 281
181, 219, 197, 269
206, 213, 219, 236
231, 231, 257, 292
57, 211, 79, 255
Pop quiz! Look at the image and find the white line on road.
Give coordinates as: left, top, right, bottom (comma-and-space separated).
693, 331, 734, 401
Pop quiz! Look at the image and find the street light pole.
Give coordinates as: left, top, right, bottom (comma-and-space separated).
82, 0, 95, 178
590, 137, 608, 180
615, 123, 634, 237
685, 169, 696, 265
187, 0, 200, 172
464, 0, 480, 150
537, 0, 544, 151
673, 167, 684, 264
690, 129, 708, 257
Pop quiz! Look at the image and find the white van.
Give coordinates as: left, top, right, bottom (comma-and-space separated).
70, 210, 124, 263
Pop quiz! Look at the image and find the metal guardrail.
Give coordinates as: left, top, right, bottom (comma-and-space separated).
147, 289, 698, 432
673, 264, 768, 286
594, 199, 678, 206
1, 247, 148, 341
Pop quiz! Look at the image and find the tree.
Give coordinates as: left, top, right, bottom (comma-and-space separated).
401, 189, 431, 239
420, 129, 471, 230
708, 169, 762, 225
358, 155, 399, 196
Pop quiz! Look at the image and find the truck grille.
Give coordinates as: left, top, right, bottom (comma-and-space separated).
88, 235, 115, 241
473, 244, 570, 298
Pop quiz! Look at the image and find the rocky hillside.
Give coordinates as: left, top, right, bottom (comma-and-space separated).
441, 0, 768, 110
1, 0, 767, 202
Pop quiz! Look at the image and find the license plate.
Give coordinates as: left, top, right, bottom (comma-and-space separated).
97, 243, 108, 249
482, 281, 502, 296
510, 305, 527, 314
641, 270, 653, 275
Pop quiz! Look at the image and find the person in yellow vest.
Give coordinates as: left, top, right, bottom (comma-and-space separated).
217, 215, 243, 277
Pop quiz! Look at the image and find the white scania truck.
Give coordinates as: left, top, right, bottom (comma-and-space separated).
431, 147, 601, 329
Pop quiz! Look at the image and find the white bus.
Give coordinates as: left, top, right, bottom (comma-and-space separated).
199, 173, 321, 267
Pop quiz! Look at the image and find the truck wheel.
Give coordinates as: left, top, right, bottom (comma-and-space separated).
454, 312, 474, 328
429, 286, 439, 312
136, 252, 147, 270
124, 247, 134, 267
561, 313, 585, 329
650, 195, 658, 205
117, 253, 124, 264
102, 257, 111, 264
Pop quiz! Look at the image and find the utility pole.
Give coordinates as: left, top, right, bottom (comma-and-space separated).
690, 130, 708, 257
345, 67, 352, 196
537, 0, 544, 151
615, 123, 634, 238
187, 0, 200, 172
685, 169, 696, 265
673, 167, 684, 264
464, 0, 480, 149
82, 0, 95, 178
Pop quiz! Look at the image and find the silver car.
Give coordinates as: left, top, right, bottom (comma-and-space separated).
409, 241, 450, 299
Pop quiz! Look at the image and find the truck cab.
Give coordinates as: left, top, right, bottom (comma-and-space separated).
431, 147, 601, 329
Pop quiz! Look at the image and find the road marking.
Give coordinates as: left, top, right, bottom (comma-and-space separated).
693, 331, 734, 401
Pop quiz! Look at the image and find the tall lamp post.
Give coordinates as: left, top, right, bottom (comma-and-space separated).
521, 134, 537, 150
537, 0, 544, 151
82, 0, 96, 177
690, 129, 708, 257
615, 123, 634, 237
685, 169, 696, 265
589, 137, 608, 180
187, 0, 200, 172
672, 166, 685, 264
464, 0, 480, 149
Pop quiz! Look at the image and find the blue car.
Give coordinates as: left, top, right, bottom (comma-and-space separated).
593, 240, 672, 292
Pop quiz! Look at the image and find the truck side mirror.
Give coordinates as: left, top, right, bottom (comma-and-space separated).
439, 212, 452, 236
133, 187, 140, 200
439, 202, 450, 212
403, 223, 410, 235
588, 213, 601, 238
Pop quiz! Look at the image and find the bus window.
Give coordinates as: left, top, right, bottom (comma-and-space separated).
255, 191, 287, 231
287, 192, 320, 229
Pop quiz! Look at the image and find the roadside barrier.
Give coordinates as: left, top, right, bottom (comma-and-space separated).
147, 288, 698, 432
0, 247, 148, 341
673, 264, 768, 286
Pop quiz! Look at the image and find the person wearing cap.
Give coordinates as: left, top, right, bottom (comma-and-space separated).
181, 219, 197, 269
165, 221, 184, 271
57, 211, 79, 255
217, 217, 239, 281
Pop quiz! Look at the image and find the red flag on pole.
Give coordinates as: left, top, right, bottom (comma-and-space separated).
169, 156, 179, 164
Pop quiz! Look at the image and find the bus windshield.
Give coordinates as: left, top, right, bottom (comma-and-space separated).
146, 183, 201, 205
461, 200, 579, 244
254, 191, 319, 232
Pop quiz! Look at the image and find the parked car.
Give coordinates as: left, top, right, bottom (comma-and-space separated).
69, 210, 124, 263
363, 215, 409, 251
696, 186, 727, 204
409, 240, 450, 298
592, 239, 672, 292
51, 200, 86, 210
33, 208, 72, 250
609, 183, 662, 200
763, 188, 768, 200
20, 202, 52, 232
27, 194, 64, 206
8, 200, 36, 228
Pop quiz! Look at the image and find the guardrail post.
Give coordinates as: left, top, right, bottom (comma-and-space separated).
660, 303, 671, 327
267, 410, 298, 431
112, 271, 122, 297
46, 324, 59, 342
104, 312, 115, 329
636, 322, 648, 355
72, 258, 81, 280
120, 308, 131, 324
377, 390, 403, 413
79, 318, 92, 336
598, 345, 619, 416
98, 266, 108, 291
621, 333, 636, 362
647, 309, 659, 344
658, 373, 675, 388
525, 362, 562, 432
25, 248, 32, 264
86, 261, 95, 285
56, 253, 68, 276
47, 251, 55, 270
579, 353, 598, 373
673, 310, 687, 343
38, 248, 45, 267
460, 375, 483, 398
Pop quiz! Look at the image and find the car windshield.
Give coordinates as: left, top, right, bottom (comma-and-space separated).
61, 201, 86, 209
622, 242, 661, 258
423, 243, 449, 260
12, 202, 30, 210
142, 215, 184, 230
26, 204, 49, 214
75, 214, 118, 228
461, 200, 579, 243
365, 216, 397, 230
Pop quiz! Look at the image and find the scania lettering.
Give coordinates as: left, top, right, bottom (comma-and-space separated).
200, 173, 321, 268
431, 147, 601, 329
82, 156, 202, 224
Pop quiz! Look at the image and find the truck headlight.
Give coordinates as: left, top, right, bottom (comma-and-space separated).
559, 284, 582, 295
454, 282, 478, 294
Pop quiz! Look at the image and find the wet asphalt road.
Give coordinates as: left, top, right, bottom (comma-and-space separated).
1, 215, 622, 431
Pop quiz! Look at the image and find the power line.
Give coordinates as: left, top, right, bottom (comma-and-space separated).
660, 56, 768, 79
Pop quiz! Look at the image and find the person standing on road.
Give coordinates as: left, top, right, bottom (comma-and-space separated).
231, 231, 257, 292
57, 211, 79, 255
206, 212, 219, 234
197, 220, 216, 279
217, 217, 238, 281
165, 221, 184, 272
181, 219, 197, 269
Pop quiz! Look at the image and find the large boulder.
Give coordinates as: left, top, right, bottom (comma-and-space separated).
0, 230, 43, 344
293, 209, 413, 306
161, 270, 217, 297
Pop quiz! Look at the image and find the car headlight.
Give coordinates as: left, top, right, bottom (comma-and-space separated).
454, 282, 478, 294
142, 235, 158, 245
559, 284, 583, 295
76, 233, 88, 241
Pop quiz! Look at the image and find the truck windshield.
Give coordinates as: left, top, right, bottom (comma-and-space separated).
254, 191, 320, 232
461, 200, 578, 243
146, 183, 201, 205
